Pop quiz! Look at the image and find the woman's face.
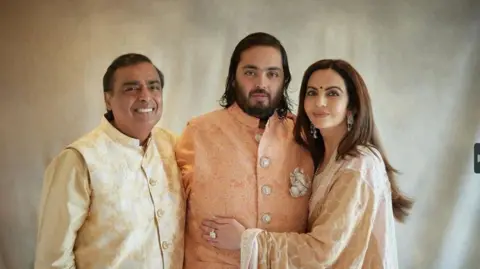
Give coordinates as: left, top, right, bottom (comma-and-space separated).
303, 69, 350, 131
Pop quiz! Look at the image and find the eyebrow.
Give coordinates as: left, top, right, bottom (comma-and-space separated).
122, 80, 161, 86
307, 85, 344, 92
242, 65, 282, 71
122, 81, 140, 87
147, 80, 161, 85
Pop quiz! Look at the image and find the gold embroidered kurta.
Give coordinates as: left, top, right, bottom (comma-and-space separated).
175, 103, 314, 269
241, 146, 399, 269
34, 118, 185, 269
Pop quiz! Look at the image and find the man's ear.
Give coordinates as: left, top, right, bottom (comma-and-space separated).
104, 92, 113, 111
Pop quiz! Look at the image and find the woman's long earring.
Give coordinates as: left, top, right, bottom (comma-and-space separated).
310, 123, 318, 139
347, 114, 354, 132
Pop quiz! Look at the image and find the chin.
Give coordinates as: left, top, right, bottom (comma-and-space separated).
249, 101, 269, 108
311, 119, 330, 129
316, 122, 344, 131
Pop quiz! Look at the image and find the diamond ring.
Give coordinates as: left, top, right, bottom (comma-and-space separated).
209, 229, 217, 239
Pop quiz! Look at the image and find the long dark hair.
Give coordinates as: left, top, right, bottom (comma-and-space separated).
293, 59, 414, 222
219, 32, 293, 117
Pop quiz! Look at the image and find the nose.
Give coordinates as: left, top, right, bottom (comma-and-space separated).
137, 84, 152, 101
255, 73, 268, 89
315, 95, 326, 107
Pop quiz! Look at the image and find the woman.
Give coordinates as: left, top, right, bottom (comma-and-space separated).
200, 59, 414, 268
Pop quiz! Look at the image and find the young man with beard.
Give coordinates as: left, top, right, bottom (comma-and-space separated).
175, 32, 314, 269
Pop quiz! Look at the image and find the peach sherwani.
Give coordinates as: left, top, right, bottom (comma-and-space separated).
176, 103, 314, 269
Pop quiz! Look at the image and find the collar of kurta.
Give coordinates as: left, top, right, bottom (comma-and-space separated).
227, 102, 295, 129
99, 116, 152, 149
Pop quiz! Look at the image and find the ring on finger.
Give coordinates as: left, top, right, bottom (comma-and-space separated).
209, 229, 217, 239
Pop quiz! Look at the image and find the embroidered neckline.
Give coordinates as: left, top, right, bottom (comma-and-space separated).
100, 117, 152, 149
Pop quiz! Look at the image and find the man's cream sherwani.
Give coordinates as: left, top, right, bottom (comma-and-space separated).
34, 118, 185, 269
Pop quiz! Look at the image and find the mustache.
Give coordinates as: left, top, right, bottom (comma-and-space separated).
248, 88, 271, 98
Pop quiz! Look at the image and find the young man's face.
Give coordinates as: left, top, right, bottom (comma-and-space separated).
234, 46, 284, 118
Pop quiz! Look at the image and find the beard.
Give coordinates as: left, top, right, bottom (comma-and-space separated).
234, 82, 283, 119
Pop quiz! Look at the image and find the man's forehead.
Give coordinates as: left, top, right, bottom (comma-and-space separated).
114, 63, 159, 81
238, 46, 283, 69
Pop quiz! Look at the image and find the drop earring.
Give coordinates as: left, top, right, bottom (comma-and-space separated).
347, 114, 354, 132
310, 123, 318, 139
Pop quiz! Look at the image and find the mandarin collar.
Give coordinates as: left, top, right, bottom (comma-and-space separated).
100, 116, 152, 148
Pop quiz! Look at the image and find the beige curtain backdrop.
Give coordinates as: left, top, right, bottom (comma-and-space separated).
1, 0, 479, 268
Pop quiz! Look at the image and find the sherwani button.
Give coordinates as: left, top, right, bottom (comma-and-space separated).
261, 185, 272, 195
259, 157, 270, 168
156, 209, 163, 218
255, 134, 262, 142
262, 213, 271, 224
149, 179, 157, 186
162, 241, 170, 250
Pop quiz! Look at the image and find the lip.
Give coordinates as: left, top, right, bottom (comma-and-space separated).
251, 93, 268, 97
313, 112, 329, 117
250, 95, 268, 101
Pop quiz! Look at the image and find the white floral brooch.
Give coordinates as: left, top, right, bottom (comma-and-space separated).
289, 168, 311, 198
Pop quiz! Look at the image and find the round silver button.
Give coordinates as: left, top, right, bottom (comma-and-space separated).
262, 213, 271, 224
261, 185, 272, 195
259, 157, 270, 168
156, 209, 163, 218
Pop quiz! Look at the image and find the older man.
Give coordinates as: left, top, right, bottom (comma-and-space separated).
34, 53, 184, 269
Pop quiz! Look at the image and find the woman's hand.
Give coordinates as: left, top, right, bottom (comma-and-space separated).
201, 216, 246, 250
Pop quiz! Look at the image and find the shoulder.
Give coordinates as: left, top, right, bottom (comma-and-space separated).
45, 147, 87, 175
336, 145, 388, 190
42, 148, 91, 194
68, 124, 105, 148
276, 111, 297, 125
177, 108, 229, 141
185, 108, 227, 129
52, 147, 85, 163
285, 111, 297, 122
153, 126, 178, 145
283, 112, 297, 127
341, 145, 384, 172
268, 111, 297, 132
